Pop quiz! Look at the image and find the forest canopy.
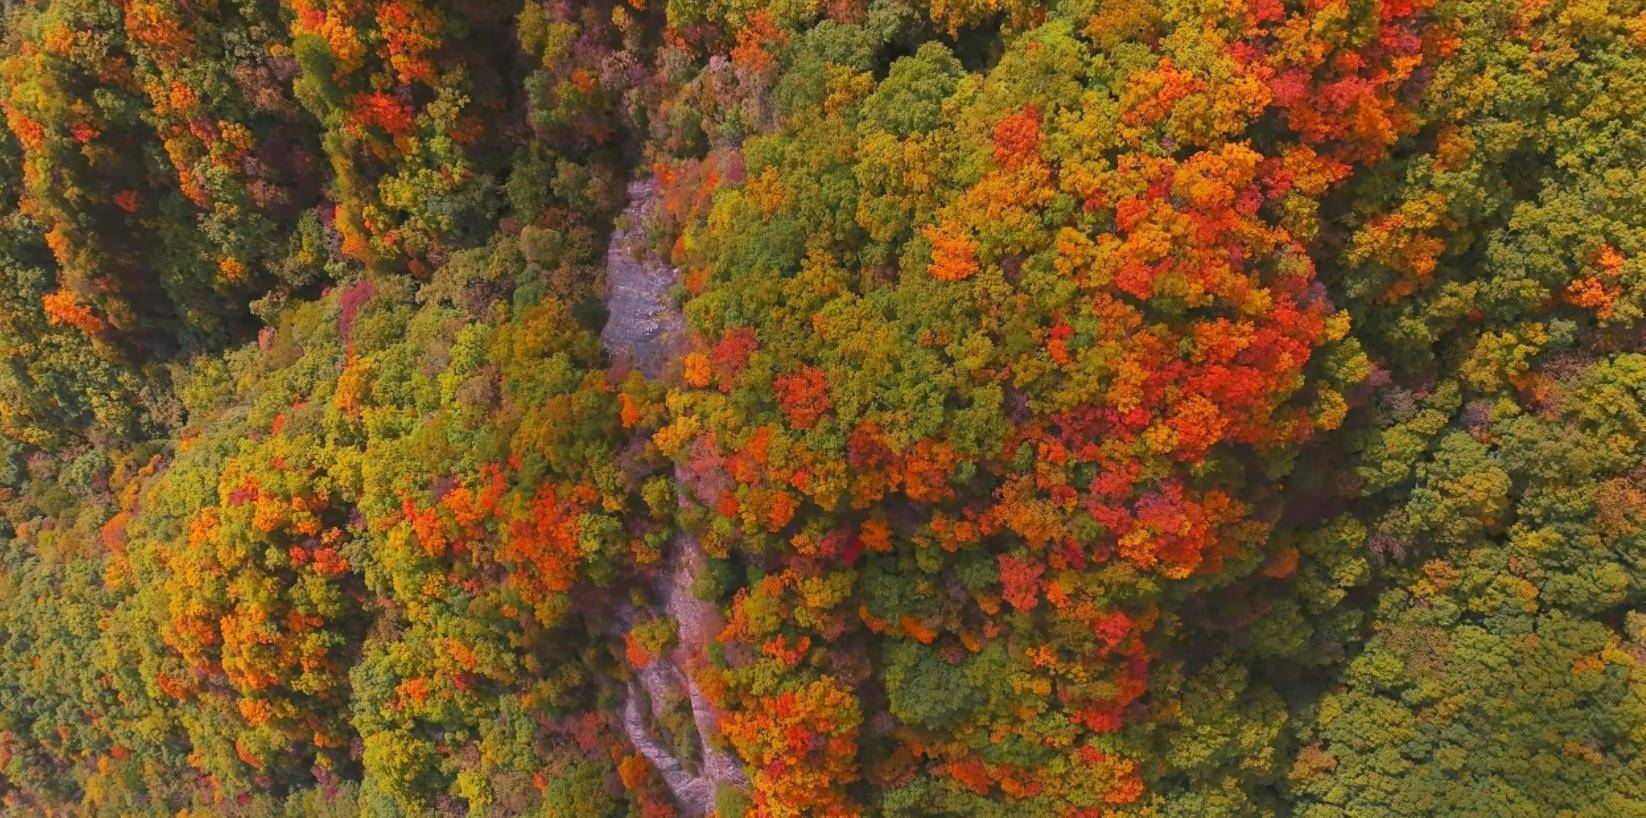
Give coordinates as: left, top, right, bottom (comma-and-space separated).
1, 0, 1645, 815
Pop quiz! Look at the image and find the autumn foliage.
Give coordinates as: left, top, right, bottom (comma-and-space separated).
2, 0, 1646, 815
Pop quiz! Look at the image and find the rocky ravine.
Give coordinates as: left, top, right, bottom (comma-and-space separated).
602, 178, 687, 379
601, 178, 747, 814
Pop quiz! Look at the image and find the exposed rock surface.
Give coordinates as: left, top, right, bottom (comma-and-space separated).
602, 178, 686, 379
602, 177, 745, 815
